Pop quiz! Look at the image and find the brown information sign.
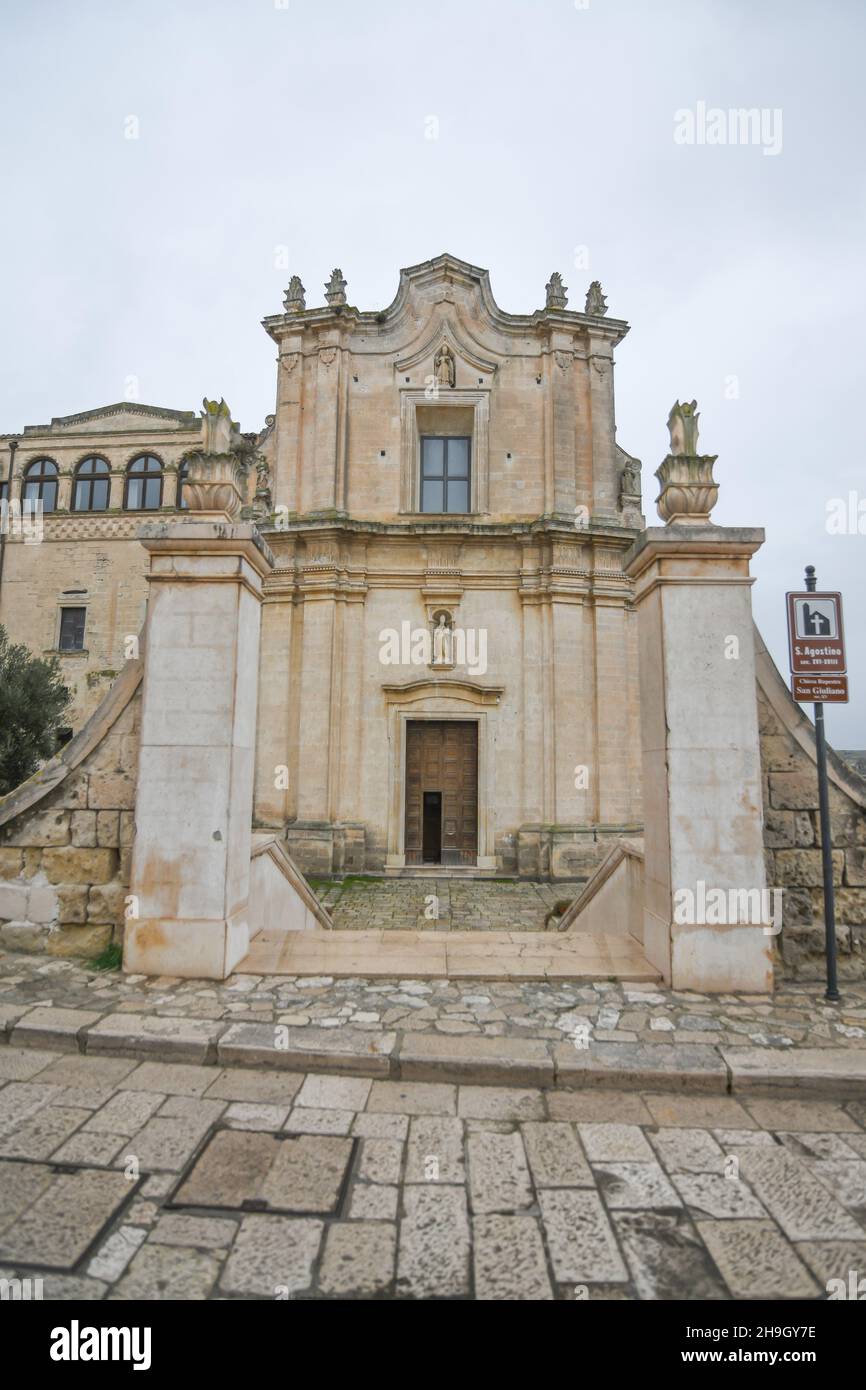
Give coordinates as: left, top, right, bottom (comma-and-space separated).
786, 591, 846, 674
791, 674, 849, 704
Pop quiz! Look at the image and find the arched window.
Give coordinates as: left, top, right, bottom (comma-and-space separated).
124, 454, 163, 510
177, 458, 189, 510
22, 458, 58, 511
73, 456, 110, 512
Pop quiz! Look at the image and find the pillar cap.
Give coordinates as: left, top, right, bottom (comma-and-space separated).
138, 519, 275, 577
624, 523, 765, 580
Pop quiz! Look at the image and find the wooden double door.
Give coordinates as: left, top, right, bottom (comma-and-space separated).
404, 720, 478, 866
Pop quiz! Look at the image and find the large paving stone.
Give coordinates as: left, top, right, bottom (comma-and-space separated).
555, 1042, 727, 1094
366, 1080, 456, 1116
539, 1190, 627, 1285
0, 1048, 60, 1082
119, 1115, 211, 1174
473, 1215, 554, 1301
734, 1148, 864, 1239
577, 1124, 654, 1163
744, 1097, 860, 1133
398, 1033, 554, 1087
110, 1243, 222, 1300
521, 1122, 593, 1188
260, 1134, 354, 1214
86, 1014, 224, 1063
36, 1055, 138, 1090
644, 1094, 758, 1129
593, 1162, 683, 1211
295, 1074, 372, 1111
122, 1062, 215, 1096
397, 1186, 470, 1299
357, 1138, 403, 1185
318, 1221, 396, 1296
173, 1130, 278, 1209
148, 1213, 238, 1249
220, 1214, 323, 1296
11, 1007, 104, 1052
647, 1127, 727, 1174
0, 1081, 59, 1138
671, 1171, 768, 1219
0, 1105, 90, 1160
348, 1184, 399, 1220
0, 1166, 134, 1270
468, 1131, 533, 1215
217, 1023, 395, 1076
84, 1090, 165, 1136
546, 1090, 653, 1125
612, 1210, 728, 1300
457, 1087, 546, 1121
723, 1047, 866, 1098
405, 1116, 465, 1185
697, 1219, 819, 1299
794, 1239, 866, 1287
203, 1068, 304, 1105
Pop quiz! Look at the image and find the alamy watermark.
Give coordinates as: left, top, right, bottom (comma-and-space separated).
674, 102, 783, 157
673, 881, 783, 935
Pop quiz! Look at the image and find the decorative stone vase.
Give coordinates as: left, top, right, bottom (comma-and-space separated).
184, 454, 246, 518
654, 454, 719, 524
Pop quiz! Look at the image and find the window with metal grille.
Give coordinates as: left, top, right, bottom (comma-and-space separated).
58, 606, 86, 652
420, 436, 470, 514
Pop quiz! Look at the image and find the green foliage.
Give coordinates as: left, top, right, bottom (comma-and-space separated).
88, 941, 123, 972
0, 625, 71, 797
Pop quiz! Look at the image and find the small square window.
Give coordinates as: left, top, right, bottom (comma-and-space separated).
58, 606, 86, 652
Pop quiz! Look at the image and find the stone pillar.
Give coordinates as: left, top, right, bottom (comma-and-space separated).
624, 401, 773, 992
124, 507, 274, 979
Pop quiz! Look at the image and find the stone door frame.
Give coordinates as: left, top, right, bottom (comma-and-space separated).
381, 679, 503, 872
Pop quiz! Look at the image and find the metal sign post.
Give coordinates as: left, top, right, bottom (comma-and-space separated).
786, 566, 847, 1002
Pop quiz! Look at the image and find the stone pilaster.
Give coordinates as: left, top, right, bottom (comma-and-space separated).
124, 520, 274, 979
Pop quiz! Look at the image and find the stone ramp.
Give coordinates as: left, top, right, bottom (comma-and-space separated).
308, 876, 585, 932
239, 927, 660, 982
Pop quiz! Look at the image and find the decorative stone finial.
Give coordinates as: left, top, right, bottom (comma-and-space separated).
545, 272, 568, 310
655, 399, 719, 524
283, 276, 306, 312
325, 268, 347, 306
584, 280, 608, 316
667, 399, 700, 456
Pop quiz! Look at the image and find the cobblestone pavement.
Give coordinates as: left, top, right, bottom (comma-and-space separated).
1, 1046, 865, 1300
309, 877, 584, 931
2, 954, 865, 1064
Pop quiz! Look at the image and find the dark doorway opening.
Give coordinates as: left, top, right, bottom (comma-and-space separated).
422, 791, 442, 863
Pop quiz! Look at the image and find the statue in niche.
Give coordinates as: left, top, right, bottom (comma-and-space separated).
432, 611, 454, 666
434, 343, 455, 388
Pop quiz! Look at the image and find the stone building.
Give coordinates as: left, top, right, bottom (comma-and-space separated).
1, 255, 648, 882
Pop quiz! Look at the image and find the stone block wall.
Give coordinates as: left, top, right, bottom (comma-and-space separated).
756, 628, 866, 980
0, 663, 141, 958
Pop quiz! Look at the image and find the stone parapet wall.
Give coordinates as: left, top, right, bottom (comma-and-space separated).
0, 659, 141, 957
755, 627, 866, 980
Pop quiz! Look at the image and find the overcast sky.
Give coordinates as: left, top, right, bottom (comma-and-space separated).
2, 0, 864, 742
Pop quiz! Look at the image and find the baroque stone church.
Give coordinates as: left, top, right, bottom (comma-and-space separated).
0, 254, 646, 882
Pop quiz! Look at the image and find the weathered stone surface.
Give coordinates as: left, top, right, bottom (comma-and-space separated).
555, 1042, 727, 1093
725, 1046, 866, 1097
594, 1162, 682, 1211
612, 1210, 728, 1299
284, 1107, 354, 1135
203, 1067, 303, 1105
41, 847, 117, 885
578, 1123, 654, 1163
86, 1013, 223, 1063
348, 1183, 399, 1220
12, 1006, 103, 1051
547, 1089, 654, 1125
644, 1094, 758, 1129
294, 1074, 372, 1111
539, 1190, 627, 1284
84, 1089, 165, 1136
123, 1061, 215, 1096
260, 1134, 353, 1213
396, 1186, 470, 1299
0, 1105, 90, 1161
110, 1243, 222, 1300
224, 1101, 290, 1131
357, 1138, 403, 1185
0, 1047, 59, 1082
367, 1080, 456, 1116
671, 1171, 767, 1219
0, 1166, 133, 1270
473, 1214, 554, 1301
744, 1097, 860, 1132
734, 1147, 864, 1239
318, 1221, 396, 1296
174, 1130, 278, 1208
399, 1034, 554, 1087
87, 1225, 147, 1281
698, 1219, 819, 1299
457, 1086, 545, 1121
405, 1116, 465, 1184
647, 1127, 727, 1174
148, 1214, 237, 1249
218, 1022, 395, 1076
468, 1131, 533, 1215
221, 1214, 322, 1296
794, 1239, 866, 1287
521, 1121, 593, 1187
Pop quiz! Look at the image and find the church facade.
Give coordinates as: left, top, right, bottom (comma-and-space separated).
1, 255, 648, 880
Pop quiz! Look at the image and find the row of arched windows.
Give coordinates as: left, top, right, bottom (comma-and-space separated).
16, 456, 189, 512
